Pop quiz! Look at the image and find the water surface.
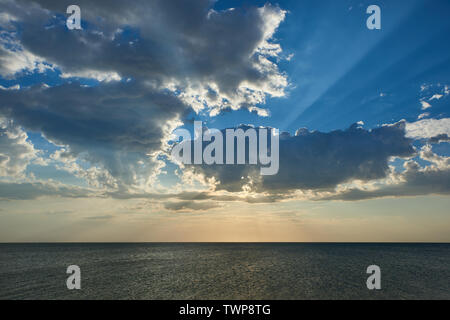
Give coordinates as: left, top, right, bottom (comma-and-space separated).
0, 243, 448, 299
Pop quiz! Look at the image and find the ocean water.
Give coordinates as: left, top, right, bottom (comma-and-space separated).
0, 243, 448, 300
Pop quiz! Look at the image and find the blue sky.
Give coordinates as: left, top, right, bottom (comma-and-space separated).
0, 0, 449, 241
208, 0, 450, 132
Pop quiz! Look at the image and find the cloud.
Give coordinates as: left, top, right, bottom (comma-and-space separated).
417, 112, 429, 120
164, 200, 220, 212
187, 121, 415, 193
0, 117, 39, 178
420, 100, 431, 110
84, 215, 114, 220
0, 35, 51, 78
405, 118, 450, 139
60, 70, 121, 82
429, 94, 443, 101
1, 0, 446, 207
98, 189, 290, 211
1, 0, 288, 114
319, 145, 450, 201
428, 134, 450, 144
0, 82, 189, 189
50, 148, 117, 189
0, 181, 92, 200
0, 0, 289, 190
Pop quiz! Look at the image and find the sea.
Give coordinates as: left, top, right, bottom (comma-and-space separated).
0, 243, 448, 300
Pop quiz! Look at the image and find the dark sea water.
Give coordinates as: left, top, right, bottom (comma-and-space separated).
0, 243, 449, 300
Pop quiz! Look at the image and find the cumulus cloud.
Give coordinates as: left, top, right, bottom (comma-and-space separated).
0, 82, 188, 189
0, 0, 289, 190
405, 118, 450, 139
1, 0, 446, 206
320, 145, 450, 201
50, 148, 118, 189
187, 121, 415, 193
1, 0, 288, 114
0, 34, 51, 78
0, 117, 39, 178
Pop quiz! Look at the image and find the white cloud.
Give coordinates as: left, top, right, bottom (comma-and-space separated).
0, 33, 51, 78
420, 100, 431, 110
319, 145, 450, 201
0, 117, 38, 178
60, 70, 122, 82
405, 118, 450, 139
417, 112, 429, 120
0, 84, 20, 90
429, 94, 443, 101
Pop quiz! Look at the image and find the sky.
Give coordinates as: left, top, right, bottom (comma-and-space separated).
0, 0, 449, 242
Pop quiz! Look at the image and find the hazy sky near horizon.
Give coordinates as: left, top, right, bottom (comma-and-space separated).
0, 0, 449, 242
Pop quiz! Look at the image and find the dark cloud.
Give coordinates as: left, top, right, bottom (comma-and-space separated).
164, 200, 220, 212
320, 160, 450, 201
428, 133, 450, 144
0, 0, 288, 189
102, 189, 287, 206
2, 0, 287, 112
0, 82, 190, 187
190, 121, 415, 192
